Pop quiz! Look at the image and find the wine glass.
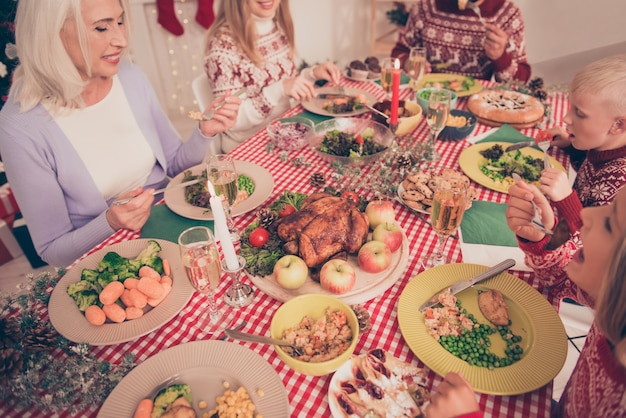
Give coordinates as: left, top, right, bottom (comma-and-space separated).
380, 57, 395, 99
425, 88, 451, 162
178, 226, 223, 334
408, 47, 427, 99
420, 176, 468, 269
207, 154, 239, 242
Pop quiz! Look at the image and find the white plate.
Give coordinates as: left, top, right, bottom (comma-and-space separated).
49, 239, 194, 346
98, 340, 289, 417
328, 357, 354, 418
164, 161, 274, 221
302, 86, 378, 117
396, 182, 430, 215
248, 233, 410, 305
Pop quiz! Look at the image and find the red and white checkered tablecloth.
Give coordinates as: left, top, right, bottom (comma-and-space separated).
1, 79, 570, 417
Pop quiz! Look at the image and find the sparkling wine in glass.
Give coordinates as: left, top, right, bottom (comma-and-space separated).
380, 57, 395, 99
207, 154, 240, 242
425, 88, 451, 161
408, 47, 427, 98
178, 226, 223, 334
421, 178, 467, 269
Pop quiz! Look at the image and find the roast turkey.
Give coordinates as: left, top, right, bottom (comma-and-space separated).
277, 193, 369, 267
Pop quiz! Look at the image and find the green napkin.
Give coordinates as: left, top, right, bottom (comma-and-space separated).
140, 204, 214, 244
476, 124, 532, 144
283, 111, 332, 125
460, 201, 518, 247
374, 72, 411, 86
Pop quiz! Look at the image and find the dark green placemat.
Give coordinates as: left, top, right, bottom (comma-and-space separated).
460, 200, 518, 247
476, 124, 533, 144
282, 111, 332, 125
140, 204, 214, 244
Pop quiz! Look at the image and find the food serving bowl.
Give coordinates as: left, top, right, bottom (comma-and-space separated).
439, 109, 477, 141
416, 87, 458, 114
371, 99, 423, 136
266, 116, 313, 151
270, 294, 359, 376
307, 117, 395, 166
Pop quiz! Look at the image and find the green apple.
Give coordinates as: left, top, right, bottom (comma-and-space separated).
273, 255, 309, 289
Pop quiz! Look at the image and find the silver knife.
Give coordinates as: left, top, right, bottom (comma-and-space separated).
418, 259, 516, 312
112, 178, 202, 205
504, 141, 535, 152
316, 93, 355, 100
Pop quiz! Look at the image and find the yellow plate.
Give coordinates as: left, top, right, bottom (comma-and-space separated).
415, 73, 483, 97
397, 263, 567, 395
459, 141, 566, 194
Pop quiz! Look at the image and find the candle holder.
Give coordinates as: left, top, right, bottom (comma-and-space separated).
222, 256, 254, 308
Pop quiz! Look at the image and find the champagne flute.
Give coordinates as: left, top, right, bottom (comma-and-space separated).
207, 154, 240, 242
178, 226, 223, 334
408, 47, 427, 99
380, 57, 395, 99
425, 88, 451, 162
420, 177, 468, 269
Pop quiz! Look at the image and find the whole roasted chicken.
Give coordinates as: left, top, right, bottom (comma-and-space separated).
277, 193, 369, 267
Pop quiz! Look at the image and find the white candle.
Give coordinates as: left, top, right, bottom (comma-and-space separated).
207, 180, 239, 270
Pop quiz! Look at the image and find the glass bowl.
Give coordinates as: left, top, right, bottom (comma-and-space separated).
266, 117, 313, 151
307, 117, 395, 166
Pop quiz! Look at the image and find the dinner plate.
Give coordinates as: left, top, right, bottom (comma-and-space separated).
415, 73, 483, 97
302, 86, 378, 117
49, 239, 194, 346
97, 340, 289, 417
248, 232, 410, 305
397, 263, 567, 395
458, 141, 566, 194
164, 161, 274, 221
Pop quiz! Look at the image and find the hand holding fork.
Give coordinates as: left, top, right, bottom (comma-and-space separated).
511, 173, 554, 236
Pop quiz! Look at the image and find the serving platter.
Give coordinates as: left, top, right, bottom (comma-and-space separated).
248, 232, 409, 305
397, 263, 567, 395
415, 73, 483, 97
49, 239, 194, 346
98, 340, 289, 417
302, 86, 378, 117
164, 161, 274, 221
459, 141, 566, 194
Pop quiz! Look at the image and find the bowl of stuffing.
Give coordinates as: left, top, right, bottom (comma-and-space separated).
439, 109, 477, 141
270, 294, 359, 376
307, 117, 395, 166
416, 88, 458, 115
371, 99, 423, 136
266, 116, 313, 151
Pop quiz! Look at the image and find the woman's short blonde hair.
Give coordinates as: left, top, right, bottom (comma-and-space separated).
570, 54, 626, 118
11, 0, 132, 112
206, 0, 295, 66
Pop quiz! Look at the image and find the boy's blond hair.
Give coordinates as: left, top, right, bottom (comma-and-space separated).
570, 54, 626, 118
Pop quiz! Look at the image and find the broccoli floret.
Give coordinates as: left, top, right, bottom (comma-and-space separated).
134, 240, 164, 275
97, 270, 119, 289
152, 384, 192, 418
98, 251, 128, 273
70, 289, 99, 312
126, 258, 142, 275
67, 280, 97, 296
80, 268, 100, 283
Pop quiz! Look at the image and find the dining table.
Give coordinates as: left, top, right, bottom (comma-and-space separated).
1, 74, 571, 418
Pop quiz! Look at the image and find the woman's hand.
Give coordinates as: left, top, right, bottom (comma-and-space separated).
539, 168, 572, 202
106, 187, 153, 231
505, 181, 555, 242
199, 90, 241, 137
483, 24, 508, 60
313, 61, 341, 85
283, 76, 316, 101
425, 372, 480, 418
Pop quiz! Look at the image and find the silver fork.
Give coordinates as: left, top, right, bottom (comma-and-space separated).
467, 3, 486, 27
511, 173, 554, 235
537, 139, 552, 169
202, 87, 246, 121
218, 321, 246, 340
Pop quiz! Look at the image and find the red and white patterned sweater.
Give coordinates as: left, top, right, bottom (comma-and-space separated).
392, 0, 531, 82
204, 16, 298, 151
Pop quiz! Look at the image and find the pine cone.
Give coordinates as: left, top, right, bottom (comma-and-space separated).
0, 317, 21, 349
0, 348, 23, 378
534, 89, 548, 101
395, 153, 413, 170
350, 305, 372, 334
310, 172, 326, 188
257, 208, 279, 229
528, 77, 544, 91
22, 323, 57, 352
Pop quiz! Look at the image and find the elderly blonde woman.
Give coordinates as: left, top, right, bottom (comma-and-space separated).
203, 0, 341, 152
0, 0, 240, 267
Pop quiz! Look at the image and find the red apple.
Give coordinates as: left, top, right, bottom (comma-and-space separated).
320, 259, 357, 294
365, 200, 396, 230
273, 255, 309, 289
372, 222, 404, 253
358, 240, 392, 273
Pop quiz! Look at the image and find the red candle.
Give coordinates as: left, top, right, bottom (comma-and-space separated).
390, 58, 401, 126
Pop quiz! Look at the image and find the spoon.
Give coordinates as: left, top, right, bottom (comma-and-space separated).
467, 3, 486, 27
224, 329, 304, 356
